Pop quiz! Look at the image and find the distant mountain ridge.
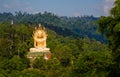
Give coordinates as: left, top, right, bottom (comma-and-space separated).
0, 12, 107, 43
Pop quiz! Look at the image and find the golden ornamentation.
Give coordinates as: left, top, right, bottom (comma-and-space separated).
33, 24, 47, 48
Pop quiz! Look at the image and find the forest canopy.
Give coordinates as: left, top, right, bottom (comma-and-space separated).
0, 20, 112, 77
0, 11, 106, 43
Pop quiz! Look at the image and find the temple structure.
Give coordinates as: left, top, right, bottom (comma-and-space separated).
27, 24, 51, 61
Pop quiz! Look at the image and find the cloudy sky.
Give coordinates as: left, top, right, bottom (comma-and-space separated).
0, 0, 115, 17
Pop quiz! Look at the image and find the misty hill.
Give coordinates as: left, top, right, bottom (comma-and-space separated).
0, 11, 106, 43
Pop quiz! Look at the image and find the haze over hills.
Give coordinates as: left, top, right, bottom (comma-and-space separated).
0, 12, 107, 43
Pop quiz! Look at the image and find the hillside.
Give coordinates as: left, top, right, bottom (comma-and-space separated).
0, 12, 106, 43
0, 22, 112, 76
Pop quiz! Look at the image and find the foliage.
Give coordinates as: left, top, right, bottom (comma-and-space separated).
0, 11, 106, 42
98, 0, 120, 76
20, 69, 43, 77
0, 19, 112, 76
72, 51, 112, 77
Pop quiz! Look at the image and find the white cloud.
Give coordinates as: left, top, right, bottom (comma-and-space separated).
73, 12, 81, 17
104, 0, 115, 16
1, 0, 34, 13
3, 0, 22, 9
24, 7, 34, 13
3, 4, 11, 9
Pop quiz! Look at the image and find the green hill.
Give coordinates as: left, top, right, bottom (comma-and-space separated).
0, 12, 107, 43
0, 22, 111, 76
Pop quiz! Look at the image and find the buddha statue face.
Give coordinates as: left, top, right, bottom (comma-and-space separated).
36, 30, 43, 38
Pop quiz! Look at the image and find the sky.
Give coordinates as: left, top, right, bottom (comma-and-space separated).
0, 0, 115, 17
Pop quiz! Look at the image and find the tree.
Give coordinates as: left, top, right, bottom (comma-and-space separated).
98, 0, 120, 76
0, 38, 13, 58
32, 57, 46, 70
0, 69, 8, 77
72, 51, 112, 77
8, 56, 28, 71
53, 44, 73, 67
21, 69, 44, 77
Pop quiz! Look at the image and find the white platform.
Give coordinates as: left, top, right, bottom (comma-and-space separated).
30, 47, 50, 52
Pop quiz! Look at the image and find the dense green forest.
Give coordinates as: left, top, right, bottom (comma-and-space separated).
0, 11, 106, 43
0, 0, 120, 77
0, 22, 112, 77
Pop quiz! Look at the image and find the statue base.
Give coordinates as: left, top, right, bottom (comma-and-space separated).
27, 47, 51, 61
30, 47, 50, 52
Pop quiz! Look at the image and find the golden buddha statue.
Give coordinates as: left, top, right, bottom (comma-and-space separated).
33, 24, 47, 48
28, 24, 51, 60
29, 24, 50, 52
